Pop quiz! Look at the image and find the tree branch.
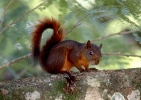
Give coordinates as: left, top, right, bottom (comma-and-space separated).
0, 52, 141, 69
65, 14, 89, 36
0, 0, 14, 28
0, 68, 141, 99
102, 52, 141, 58
0, 54, 31, 69
0, 0, 48, 35
92, 30, 138, 42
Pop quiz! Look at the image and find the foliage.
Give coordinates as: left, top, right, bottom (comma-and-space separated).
133, 33, 141, 44
0, 0, 141, 80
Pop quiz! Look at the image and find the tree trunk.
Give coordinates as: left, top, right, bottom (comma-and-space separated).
0, 68, 141, 100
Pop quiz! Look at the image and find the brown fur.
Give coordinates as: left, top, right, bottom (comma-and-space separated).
31, 18, 64, 67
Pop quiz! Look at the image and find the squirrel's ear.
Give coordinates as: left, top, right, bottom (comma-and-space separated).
86, 40, 91, 48
99, 43, 102, 49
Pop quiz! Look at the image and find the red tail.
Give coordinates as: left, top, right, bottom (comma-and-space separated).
31, 18, 64, 65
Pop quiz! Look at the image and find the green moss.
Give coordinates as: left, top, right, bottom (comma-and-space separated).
4, 88, 23, 100
0, 92, 4, 100
64, 92, 80, 100
1, 86, 37, 100
1, 80, 83, 100
53, 80, 65, 93
132, 80, 141, 91
51, 80, 81, 100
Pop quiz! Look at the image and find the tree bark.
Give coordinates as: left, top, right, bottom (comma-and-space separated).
0, 68, 141, 100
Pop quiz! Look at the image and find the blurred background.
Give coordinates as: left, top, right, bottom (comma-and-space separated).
0, 0, 141, 81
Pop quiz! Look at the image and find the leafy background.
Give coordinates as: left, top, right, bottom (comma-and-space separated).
0, 0, 141, 81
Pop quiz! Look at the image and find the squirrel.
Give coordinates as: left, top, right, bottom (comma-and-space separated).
31, 18, 102, 93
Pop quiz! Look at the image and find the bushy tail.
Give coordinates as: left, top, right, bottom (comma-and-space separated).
31, 18, 64, 65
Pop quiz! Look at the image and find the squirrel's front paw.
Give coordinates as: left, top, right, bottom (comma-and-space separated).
81, 68, 98, 72
89, 68, 98, 71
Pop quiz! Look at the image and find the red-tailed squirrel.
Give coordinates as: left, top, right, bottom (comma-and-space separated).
31, 18, 102, 93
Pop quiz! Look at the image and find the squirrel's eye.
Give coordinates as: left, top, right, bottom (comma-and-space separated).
89, 51, 93, 56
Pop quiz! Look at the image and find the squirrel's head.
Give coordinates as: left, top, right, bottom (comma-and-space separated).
84, 40, 102, 65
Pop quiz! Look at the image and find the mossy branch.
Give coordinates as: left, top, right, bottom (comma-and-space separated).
0, 68, 141, 100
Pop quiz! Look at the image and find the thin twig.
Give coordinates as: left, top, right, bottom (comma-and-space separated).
1, 52, 141, 69
102, 52, 141, 58
92, 30, 138, 42
0, 0, 14, 28
65, 14, 89, 35
0, 54, 31, 69
0, 0, 48, 35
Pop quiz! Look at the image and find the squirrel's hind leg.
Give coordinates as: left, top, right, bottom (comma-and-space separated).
61, 71, 77, 94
